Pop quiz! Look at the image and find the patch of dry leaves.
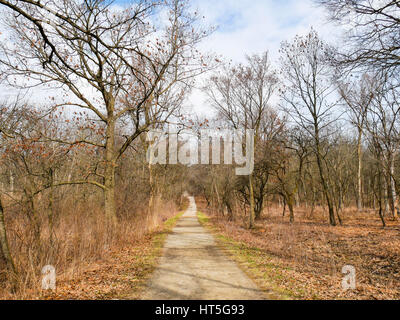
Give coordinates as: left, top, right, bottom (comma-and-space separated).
38, 233, 163, 300
29, 231, 166, 300
198, 199, 400, 300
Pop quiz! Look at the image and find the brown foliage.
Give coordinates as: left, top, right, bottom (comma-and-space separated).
0, 194, 179, 299
198, 198, 400, 299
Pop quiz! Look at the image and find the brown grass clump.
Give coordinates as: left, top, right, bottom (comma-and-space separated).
0, 193, 183, 300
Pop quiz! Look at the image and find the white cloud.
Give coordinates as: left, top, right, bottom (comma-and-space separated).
192, 0, 342, 62
186, 0, 344, 116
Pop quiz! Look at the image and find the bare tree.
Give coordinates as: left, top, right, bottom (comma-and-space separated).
205, 52, 278, 228
0, 0, 210, 225
280, 29, 341, 226
366, 73, 400, 220
317, 0, 400, 74
0, 101, 20, 285
338, 73, 376, 210
367, 130, 387, 227
273, 126, 312, 224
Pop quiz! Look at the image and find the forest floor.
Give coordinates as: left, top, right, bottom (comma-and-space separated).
15, 196, 399, 300
197, 198, 400, 300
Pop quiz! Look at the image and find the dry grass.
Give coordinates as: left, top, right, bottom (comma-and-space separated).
197, 198, 400, 300
39, 207, 186, 300
0, 194, 186, 300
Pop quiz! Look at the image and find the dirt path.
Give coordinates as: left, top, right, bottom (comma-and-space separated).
142, 196, 267, 300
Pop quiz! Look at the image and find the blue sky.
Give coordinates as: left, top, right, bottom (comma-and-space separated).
0, 0, 342, 115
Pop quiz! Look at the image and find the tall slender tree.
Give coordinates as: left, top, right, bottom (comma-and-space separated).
338, 73, 375, 211
280, 29, 341, 226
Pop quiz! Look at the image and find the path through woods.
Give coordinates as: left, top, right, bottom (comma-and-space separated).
142, 196, 270, 300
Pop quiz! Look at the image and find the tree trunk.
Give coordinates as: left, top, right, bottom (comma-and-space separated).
357, 129, 363, 211
313, 122, 336, 226
104, 120, 117, 226
48, 168, 55, 244
282, 196, 287, 217
315, 141, 336, 226
148, 153, 155, 217
287, 194, 295, 224
384, 180, 390, 216
104, 172, 117, 225
389, 154, 398, 220
255, 196, 264, 220
378, 170, 386, 228
336, 207, 343, 226
213, 180, 222, 215
295, 192, 300, 208
249, 174, 255, 229
0, 197, 17, 282
24, 191, 41, 243
9, 170, 14, 193
226, 203, 234, 221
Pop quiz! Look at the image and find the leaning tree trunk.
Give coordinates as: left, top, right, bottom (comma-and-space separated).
378, 169, 386, 228
282, 196, 287, 217
0, 197, 17, 283
315, 139, 336, 226
213, 180, 222, 215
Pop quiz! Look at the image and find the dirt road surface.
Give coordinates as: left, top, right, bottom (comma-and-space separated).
142, 196, 268, 300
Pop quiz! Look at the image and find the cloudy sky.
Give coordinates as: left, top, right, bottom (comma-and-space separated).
117, 0, 342, 62
191, 0, 341, 62
142, 0, 344, 115
0, 0, 344, 116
